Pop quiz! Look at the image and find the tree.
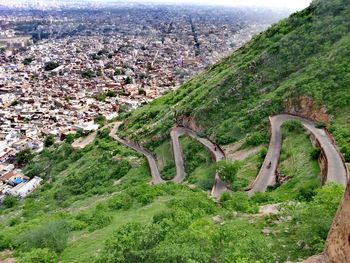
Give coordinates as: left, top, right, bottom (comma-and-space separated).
81, 70, 95, 79
16, 149, 34, 165
125, 76, 133, 84
44, 135, 55, 147
44, 61, 59, 71
94, 115, 106, 126
22, 57, 34, 65
114, 68, 125, 75
216, 160, 239, 184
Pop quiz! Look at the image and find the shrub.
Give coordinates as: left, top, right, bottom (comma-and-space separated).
3, 195, 18, 208
216, 160, 239, 184
76, 209, 112, 232
44, 135, 55, 148
0, 232, 12, 250
44, 61, 59, 71
310, 148, 321, 159
243, 131, 268, 147
18, 248, 58, 263
16, 149, 34, 165
17, 220, 70, 252
283, 120, 304, 133
222, 192, 258, 213
259, 147, 268, 160
107, 194, 133, 210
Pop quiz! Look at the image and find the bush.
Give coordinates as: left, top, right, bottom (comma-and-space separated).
0, 232, 12, 250
44, 135, 55, 148
94, 115, 106, 126
283, 120, 304, 133
259, 147, 268, 160
16, 149, 34, 165
222, 192, 258, 213
18, 248, 58, 263
3, 195, 18, 208
310, 148, 321, 159
107, 194, 133, 210
44, 61, 59, 71
243, 131, 268, 147
216, 160, 239, 184
17, 220, 70, 253
76, 209, 112, 232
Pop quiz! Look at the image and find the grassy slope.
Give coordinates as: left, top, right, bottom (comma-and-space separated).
180, 137, 215, 191
1, 1, 350, 262
119, 0, 350, 161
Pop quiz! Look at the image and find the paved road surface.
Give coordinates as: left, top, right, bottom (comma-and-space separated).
111, 124, 228, 198
248, 114, 348, 195
110, 124, 164, 184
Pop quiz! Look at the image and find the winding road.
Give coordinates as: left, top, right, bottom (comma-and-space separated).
110, 124, 228, 198
248, 114, 348, 195
110, 114, 348, 199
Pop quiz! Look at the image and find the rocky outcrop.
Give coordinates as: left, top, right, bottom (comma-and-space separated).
175, 115, 203, 134
284, 96, 330, 124
303, 173, 350, 263
323, 178, 350, 263
309, 132, 328, 185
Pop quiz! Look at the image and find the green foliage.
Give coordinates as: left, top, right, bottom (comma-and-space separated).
95, 222, 162, 263
283, 120, 304, 133
221, 192, 258, 213
107, 193, 133, 210
218, 220, 274, 262
125, 76, 133, 84
274, 184, 344, 259
17, 220, 70, 253
0, 232, 11, 250
44, 134, 55, 147
76, 208, 113, 232
65, 133, 76, 144
94, 114, 106, 126
216, 160, 239, 185
2, 195, 18, 208
22, 57, 34, 65
106, 90, 116, 97
243, 131, 268, 147
16, 148, 34, 165
114, 68, 125, 75
18, 248, 58, 263
11, 100, 19, 106
181, 137, 212, 174
94, 92, 107, 102
44, 61, 59, 71
310, 148, 321, 159
81, 70, 96, 79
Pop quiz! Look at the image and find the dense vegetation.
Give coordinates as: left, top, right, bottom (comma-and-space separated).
1, 1, 350, 262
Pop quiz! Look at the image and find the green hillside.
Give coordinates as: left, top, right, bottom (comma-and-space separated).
1, 0, 350, 262
119, 0, 350, 160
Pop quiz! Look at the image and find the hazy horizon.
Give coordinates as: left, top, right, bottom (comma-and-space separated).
1, 0, 313, 10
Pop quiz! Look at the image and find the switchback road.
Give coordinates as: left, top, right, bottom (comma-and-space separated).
248, 114, 348, 195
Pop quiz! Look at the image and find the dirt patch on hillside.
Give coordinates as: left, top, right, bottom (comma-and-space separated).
222, 142, 261, 161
